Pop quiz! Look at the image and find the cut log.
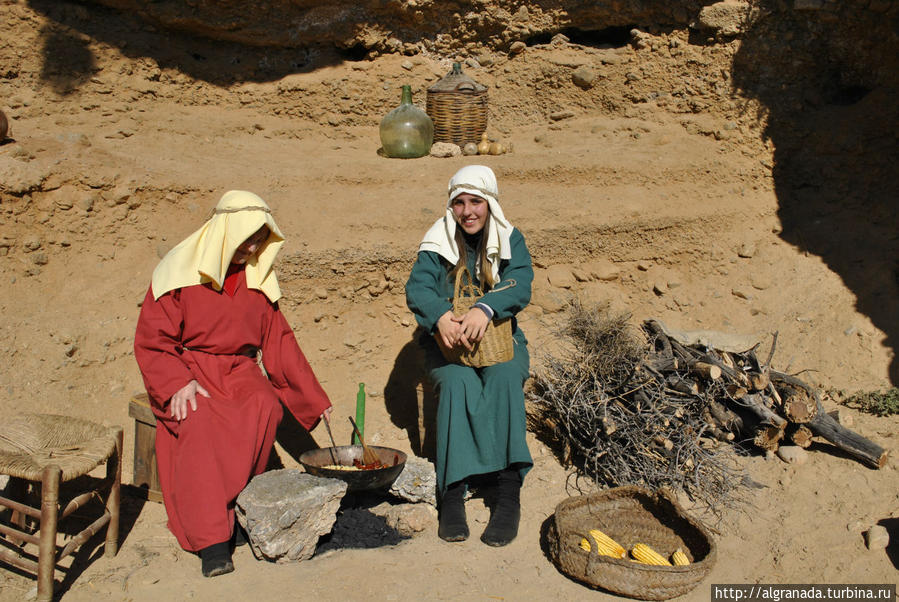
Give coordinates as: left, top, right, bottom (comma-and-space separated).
709, 399, 744, 433
748, 371, 770, 392
738, 393, 787, 428
691, 361, 722, 381
666, 375, 699, 395
699, 353, 750, 387
808, 409, 888, 469
771, 370, 888, 469
788, 424, 814, 449
780, 382, 818, 423
753, 423, 785, 451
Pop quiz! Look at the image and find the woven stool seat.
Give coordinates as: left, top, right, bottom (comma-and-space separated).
0, 413, 122, 602
0, 414, 118, 481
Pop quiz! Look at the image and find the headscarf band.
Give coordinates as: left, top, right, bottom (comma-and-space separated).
448, 183, 499, 201
207, 205, 272, 219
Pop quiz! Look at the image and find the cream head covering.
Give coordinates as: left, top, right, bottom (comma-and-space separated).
151, 190, 285, 302
419, 164, 514, 283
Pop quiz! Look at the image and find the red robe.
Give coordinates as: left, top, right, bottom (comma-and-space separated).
134, 269, 331, 551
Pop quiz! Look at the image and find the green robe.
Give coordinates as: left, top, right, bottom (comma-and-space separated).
405, 227, 534, 493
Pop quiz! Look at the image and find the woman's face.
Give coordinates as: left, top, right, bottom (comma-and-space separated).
451, 193, 489, 235
231, 225, 270, 265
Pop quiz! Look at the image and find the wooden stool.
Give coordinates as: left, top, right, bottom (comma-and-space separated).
0, 414, 122, 602
128, 393, 162, 503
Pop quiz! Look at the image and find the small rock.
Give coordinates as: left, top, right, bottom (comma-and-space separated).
401, 60, 414, 71
476, 53, 494, 67
549, 110, 575, 121
462, 142, 478, 156
864, 525, 889, 550
546, 265, 576, 289
77, 193, 96, 212
572, 66, 597, 89
509, 41, 526, 55
31, 252, 48, 266
429, 142, 462, 158
636, 261, 651, 271
389, 456, 437, 506
370, 502, 436, 536
731, 288, 751, 300
22, 234, 41, 252
653, 281, 667, 296
315, 288, 328, 300
776, 446, 808, 465
737, 242, 756, 258
582, 258, 620, 281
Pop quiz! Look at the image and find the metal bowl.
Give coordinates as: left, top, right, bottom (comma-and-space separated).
299, 445, 407, 493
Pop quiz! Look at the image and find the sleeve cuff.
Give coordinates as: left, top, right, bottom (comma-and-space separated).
473, 302, 495, 320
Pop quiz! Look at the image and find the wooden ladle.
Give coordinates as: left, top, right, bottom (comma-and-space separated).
348, 416, 381, 467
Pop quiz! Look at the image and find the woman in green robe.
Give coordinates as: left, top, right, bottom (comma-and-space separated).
405, 165, 533, 546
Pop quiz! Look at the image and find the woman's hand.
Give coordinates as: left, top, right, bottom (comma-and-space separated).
170, 379, 210, 421
455, 306, 490, 350
320, 406, 333, 423
436, 310, 463, 349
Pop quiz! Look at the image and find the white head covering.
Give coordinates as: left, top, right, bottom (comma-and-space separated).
151, 190, 285, 302
418, 165, 514, 282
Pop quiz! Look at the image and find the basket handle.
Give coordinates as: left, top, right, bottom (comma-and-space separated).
454, 82, 476, 92
453, 266, 482, 304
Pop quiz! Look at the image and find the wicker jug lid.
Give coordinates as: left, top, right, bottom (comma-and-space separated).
428, 62, 487, 95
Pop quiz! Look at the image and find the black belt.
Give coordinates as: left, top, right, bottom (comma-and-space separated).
182, 346, 259, 358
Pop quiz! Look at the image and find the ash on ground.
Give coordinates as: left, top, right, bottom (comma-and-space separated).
315, 505, 410, 554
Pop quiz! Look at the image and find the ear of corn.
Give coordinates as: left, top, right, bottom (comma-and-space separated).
579, 537, 591, 552
671, 547, 690, 566
631, 543, 672, 566
588, 529, 627, 559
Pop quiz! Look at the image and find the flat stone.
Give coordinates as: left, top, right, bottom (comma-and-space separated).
429, 142, 462, 158
572, 66, 597, 89
776, 445, 808, 465
236, 469, 346, 563
370, 501, 437, 536
864, 525, 889, 550
546, 264, 576, 289
389, 456, 437, 506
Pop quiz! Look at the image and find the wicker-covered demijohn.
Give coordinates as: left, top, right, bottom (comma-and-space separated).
427, 62, 488, 147
546, 486, 717, 600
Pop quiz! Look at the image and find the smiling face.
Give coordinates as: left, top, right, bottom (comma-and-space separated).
231, 225, 270, 265
451, 193, 489, 235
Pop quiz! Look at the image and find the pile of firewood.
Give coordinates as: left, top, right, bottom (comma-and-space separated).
527, 301, 888, 518
640, 320, 887, 469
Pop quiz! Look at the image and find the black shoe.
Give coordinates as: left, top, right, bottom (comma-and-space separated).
200, 542, 234, 577
438, 482, 469, 542
481, 469, 521, 547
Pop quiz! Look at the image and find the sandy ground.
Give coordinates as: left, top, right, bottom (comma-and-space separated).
1, 4, 897, 600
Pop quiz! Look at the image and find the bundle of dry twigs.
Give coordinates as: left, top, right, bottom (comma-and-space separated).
527, 300, 888, 519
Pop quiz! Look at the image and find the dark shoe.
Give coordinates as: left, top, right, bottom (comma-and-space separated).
200, 542, 234, 577
438, 482, 469, 542
481, 469, 521, 547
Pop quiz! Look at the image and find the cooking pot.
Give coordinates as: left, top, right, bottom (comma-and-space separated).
299, 445, 406, 493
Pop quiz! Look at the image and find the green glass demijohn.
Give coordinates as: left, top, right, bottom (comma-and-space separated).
379, 85, 434, 158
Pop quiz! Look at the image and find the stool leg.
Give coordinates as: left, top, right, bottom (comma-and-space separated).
6, 476, 27, 547
105, 428, 123, 557
37, 465, 61, 602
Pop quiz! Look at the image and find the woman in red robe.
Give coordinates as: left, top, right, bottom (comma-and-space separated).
134, 190, 332, 577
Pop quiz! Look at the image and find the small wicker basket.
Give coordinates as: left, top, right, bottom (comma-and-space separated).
427, 62, 488, 147
546, 486, 717, 600
438, 266, 514, 367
